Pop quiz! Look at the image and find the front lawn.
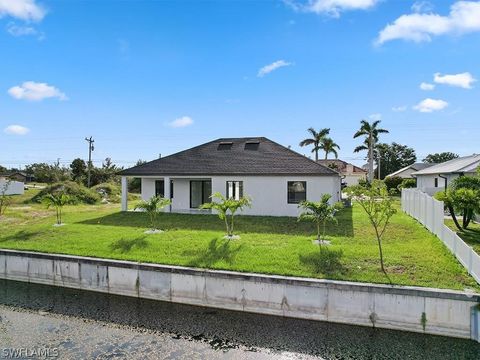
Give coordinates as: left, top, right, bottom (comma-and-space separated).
0, 198, 477, 290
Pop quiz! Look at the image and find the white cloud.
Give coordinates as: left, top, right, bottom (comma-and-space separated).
286, 0, 379, 17
168, 116, 193, 128
392, 105, 407, 112
411, 1, 434, 13
257, 60, 292, 77
413, 98, 448, 113
376, 1, 480, 45
0, 0, 46, 21
433, 72, 476, 89
4, 125, 30, 135
6, 22, 44, 39
420, 82, 435, 90
8, 81, 67, 101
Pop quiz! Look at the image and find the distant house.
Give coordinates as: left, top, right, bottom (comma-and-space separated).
385, 163, 434, 179
317, 159, 367, 186
413, 154, 480, 195
0, 171, 29, 183
119, 137, 342, 217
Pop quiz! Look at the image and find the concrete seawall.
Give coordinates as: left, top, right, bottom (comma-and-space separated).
1, 249, 479, 341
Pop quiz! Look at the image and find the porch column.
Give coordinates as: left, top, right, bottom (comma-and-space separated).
164, 176, 171, 212
121, 176, 128, 211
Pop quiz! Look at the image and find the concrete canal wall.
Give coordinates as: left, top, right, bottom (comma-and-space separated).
1, 249, 479, 341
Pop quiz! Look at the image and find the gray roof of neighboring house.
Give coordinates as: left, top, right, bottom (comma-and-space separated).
317, 159, 366, 174
413, 154, 480, 176
120, 137, 339, 177
386, 163, 434, 177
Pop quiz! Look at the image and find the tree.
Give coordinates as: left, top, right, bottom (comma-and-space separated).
436, 176, 480, 230
128, 160, 147, 193
423, 152, 459, 164
42, 193, 71, 225
135, 195, 171, 232
299, 127, 330, 161
374, 142, 416, 179
70, 158, 87, 182
353, 120, 389, 183
201, 192, 252, 239
345, 181, 396, 276
298, 194, 343, 244
0, 180, 12, 218
0, 165, 6, 173
318, 137, 340, 160
90, 158, 122, 186
25, 162, 70, 183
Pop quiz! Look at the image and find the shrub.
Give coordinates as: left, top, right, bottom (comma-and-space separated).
32, 181, 101, 204
398, 178, 416, 191
384, 176, 403, 194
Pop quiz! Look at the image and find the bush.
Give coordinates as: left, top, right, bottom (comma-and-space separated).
93, 182, 122, 203
398, 178, 416, 191
384, 176, 404, 195
31, 181, 101, 204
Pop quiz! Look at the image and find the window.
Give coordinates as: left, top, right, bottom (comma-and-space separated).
155, 180, 174, 198
244, 141, 260, 151
434, 178, 438, 188
155, 180, 164, 197
217, 142, 233, 150
190, 180, 212, 208
226, 181, 243, 200
288, 181, 306, 204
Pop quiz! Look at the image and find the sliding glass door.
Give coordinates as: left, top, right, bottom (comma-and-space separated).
190, 180, 212, 208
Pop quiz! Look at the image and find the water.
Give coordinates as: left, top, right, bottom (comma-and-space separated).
0, 279, 479, 359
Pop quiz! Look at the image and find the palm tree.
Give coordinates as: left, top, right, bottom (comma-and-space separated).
299, 127, 330, 161
42, 193, 71, 225
135, 195, 172, 233
318, 137, 340, 159
353, 120, 389, 182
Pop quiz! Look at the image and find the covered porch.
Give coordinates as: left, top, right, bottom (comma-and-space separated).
121, 175, 213, 213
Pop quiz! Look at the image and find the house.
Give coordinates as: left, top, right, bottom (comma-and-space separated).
385, 163, 434, 179
119, 137, 342, 217
317, 159, 366, 186
0, 171, 29, 183
413, 154, 480, 195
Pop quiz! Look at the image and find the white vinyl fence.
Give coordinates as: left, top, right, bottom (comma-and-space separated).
402, 189, 480, 284
0, 180, 24, 195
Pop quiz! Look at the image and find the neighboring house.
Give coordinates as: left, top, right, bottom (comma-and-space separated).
317, 159, 367, 186
119, 137, 342, 217
413, 154, 480, 195
385, 163, 434, 179
0, 179, 24, 195
0, 171, 29, 183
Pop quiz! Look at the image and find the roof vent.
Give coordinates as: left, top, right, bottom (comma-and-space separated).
217, 142, 233, 150
244, 141, 260, 151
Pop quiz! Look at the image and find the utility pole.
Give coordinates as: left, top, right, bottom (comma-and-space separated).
85, 136, 95, 187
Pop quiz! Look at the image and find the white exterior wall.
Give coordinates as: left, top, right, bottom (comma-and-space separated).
343, 174, 365, 186
140, 175, 341, 217
389, 167, 417, 179
416, 174, 462, 195
0, 180, 24, 195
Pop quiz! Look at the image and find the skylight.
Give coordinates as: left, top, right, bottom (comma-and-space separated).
217, 142, 233, 150
244, 141, 260, 151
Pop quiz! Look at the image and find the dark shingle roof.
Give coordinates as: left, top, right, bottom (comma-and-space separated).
317, 159, 366, 174
120, 137, 339, 176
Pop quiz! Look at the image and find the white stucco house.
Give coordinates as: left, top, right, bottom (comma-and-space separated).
413, 154, 480, 195
385, 163, 434, 179
119, 137, 342, 217
317, 159, 366, 186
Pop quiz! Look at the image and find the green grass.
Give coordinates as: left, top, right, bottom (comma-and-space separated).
0, 196, 477, 291
446, 219, 480, 254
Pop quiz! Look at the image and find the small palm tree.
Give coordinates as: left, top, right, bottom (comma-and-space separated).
135, 196, 172, 233
353, 120, 389, 182
201, 192, 252, 239
42, 193, 71, 225
298, 194, 343, 244
318, 137, 340, 159
299, 127, 330, 161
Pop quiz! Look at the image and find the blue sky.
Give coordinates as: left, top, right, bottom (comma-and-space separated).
1, 0, 479, 169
